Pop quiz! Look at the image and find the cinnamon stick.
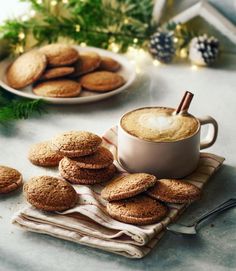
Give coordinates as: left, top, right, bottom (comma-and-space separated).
175, 91, 194, 114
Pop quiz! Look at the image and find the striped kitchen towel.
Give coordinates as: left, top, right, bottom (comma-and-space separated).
12, 126, 225, 258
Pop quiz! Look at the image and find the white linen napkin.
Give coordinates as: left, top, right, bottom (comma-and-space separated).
12, 126, 225, 258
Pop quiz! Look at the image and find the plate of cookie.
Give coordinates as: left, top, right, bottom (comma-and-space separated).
0, 44, 136, 104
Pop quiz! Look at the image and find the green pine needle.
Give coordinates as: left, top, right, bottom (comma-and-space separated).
0, 98, 45, 122
0, 0, 156, 54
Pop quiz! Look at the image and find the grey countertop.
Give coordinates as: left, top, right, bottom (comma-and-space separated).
0, 54, 236, 271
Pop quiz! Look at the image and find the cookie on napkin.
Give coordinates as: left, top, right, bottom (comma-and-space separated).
147, 179, 201, 204
7, 50, 47, 89
101, 173, 157, 201
68, 146, 114, 169
59, 157, 116, 184
107, 195, 168, 225
51, 131, 102, 157
0, 165, 23, 194
28, 141, 63, 167
24, 176, 77, 211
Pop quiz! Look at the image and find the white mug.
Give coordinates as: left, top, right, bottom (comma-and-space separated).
117, 107, 218, 178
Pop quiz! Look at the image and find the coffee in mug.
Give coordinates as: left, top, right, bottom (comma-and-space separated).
121, 107, 199, 142
118, 105, 218, 178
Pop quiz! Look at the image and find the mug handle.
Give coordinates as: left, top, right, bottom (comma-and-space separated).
198, 116, 218, 150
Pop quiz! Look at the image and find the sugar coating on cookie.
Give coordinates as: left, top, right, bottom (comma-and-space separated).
147, 179, 201, 204
40, 44, 79, 67
51, 131, 102, 157
0, 165, 23, 194
28, 141, 64, 167
40, 66, 75, 80
101, 173, 157, 201
107, 195, 168, 225
71, 52, 101, 77
24, 176, 77, 211
7, 50, 47, 89
69, 146, 114, 169
33, 79, 81, 98
59, 157, 116, 184
98, 56, 121, 72
80, 71, 125, 92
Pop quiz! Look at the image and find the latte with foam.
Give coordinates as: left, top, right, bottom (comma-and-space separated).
121, 107, 199, 142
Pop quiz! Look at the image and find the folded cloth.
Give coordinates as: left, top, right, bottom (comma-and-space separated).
12, 126, 225, 258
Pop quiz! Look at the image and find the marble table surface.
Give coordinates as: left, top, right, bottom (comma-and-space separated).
0, 52, 236, 271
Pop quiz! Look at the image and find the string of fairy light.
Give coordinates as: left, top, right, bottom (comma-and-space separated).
15, 0, 199, 71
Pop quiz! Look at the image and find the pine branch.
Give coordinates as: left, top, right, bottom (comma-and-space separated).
0, 98, 45, 122
0, 0, 156, 55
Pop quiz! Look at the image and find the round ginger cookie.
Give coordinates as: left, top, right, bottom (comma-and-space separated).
59, 157, 116, 184
28, 141, 64, 167
98, 56, 121, 72
33, 79, 81, 98
0, 165, 23, 194
7, 50, 47, 89
80, 71, 125, 92
71, 52, 101, 77
51, 131, 102, 157
107, 195, 168, 225
69, 146, 114, 169
101, 173, 157, 201
24, 176, 77, 211
40, 66, 75, 80
39, 44, 79, 67
147, 179, 201, 204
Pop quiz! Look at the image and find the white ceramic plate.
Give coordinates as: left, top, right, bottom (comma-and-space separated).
0, 46, 136, 104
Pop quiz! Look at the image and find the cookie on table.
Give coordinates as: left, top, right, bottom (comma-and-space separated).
98, 56, 121, 72
28, 141, 64, 167
7, 50, 47, 89
33, 79, 81, 98
40, 66, 75, 80
24, 176, 77, 211
106, 195, 168, 225
40, 44, 79, 67
80, 71, 125, 92
146, 179, 201, 204
59, 157, 116, 184
71, 52, 101, 77
51, 131, 102, 157
0, 165, 23, 194
101, 173, 157, 201
69, 146, 114, 169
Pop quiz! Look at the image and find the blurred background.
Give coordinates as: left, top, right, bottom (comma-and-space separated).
1, 0, 235, 23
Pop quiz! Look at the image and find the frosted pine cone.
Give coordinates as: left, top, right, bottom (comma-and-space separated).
189, 34, 219, 66
149, 31, 175, 63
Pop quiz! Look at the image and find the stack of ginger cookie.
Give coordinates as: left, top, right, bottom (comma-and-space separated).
6, 43, 125, 98
28, 130, 117, 185
25, 130, 117, 212
101, 173, 201, 225
55, 131, 117, 184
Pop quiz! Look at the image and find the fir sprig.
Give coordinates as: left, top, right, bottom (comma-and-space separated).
0, 0, 156, 56
0, 90, 45, 122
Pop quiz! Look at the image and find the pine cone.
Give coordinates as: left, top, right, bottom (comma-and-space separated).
149, 31, 175, 63
189, 34, 219, 66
